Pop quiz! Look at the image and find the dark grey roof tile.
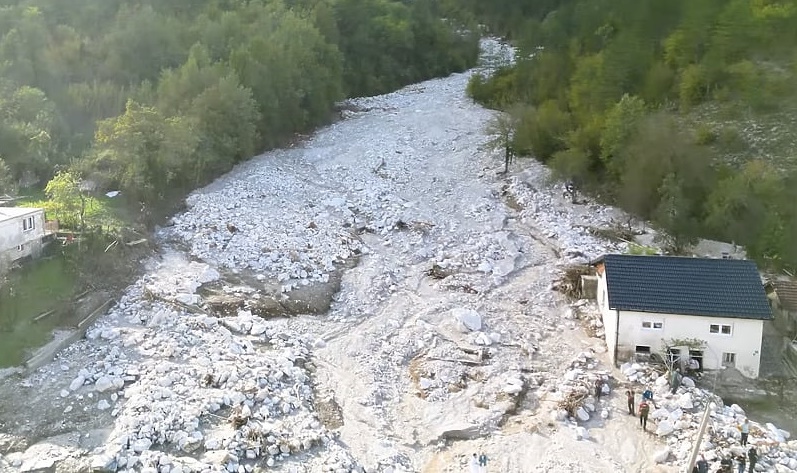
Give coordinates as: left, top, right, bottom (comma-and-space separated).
599, 254, 772, 320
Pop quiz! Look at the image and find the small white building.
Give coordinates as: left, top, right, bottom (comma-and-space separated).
0, 206, 50, 267
594, 254, 772, 378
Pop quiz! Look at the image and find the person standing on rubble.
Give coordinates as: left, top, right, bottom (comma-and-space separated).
739, 419, 750, 446
595, 378, 604, 399
638, 399, 650, 431
695, 454, 708, 473
478, 452, 489, 472
626, 387, 635, 415
469, 453, 480, 473
736, 453, 746, 473
747, 447, 758, 473
642, 386, 656, 408
670, 370, 682, 394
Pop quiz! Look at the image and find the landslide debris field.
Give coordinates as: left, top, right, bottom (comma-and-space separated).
0, 40, 761, 473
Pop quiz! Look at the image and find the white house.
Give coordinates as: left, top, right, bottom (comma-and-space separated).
593, 254, 772, 378
0, 206, 50, 267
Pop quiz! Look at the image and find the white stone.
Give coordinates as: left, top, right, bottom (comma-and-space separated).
575, 426, 589, 440
175, 293, 200, 305
576, 407, 590, 422
678, 393, 694, 409
97, 400, 111, 410
250, 323, 268, 336
94, 375, 122, 393
656, 420, 675, 436
198, 267, 221, 284
682, 377, 695, 388
503, 383, 523, 395
69, 376, 85, 391
60, 389, 70, 398
653, 448, 671, 463
90, 454, 116, 471
452, 308, 482, 332
132, 438, 153, 452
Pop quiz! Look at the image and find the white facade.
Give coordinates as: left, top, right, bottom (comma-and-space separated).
597, 270, 765, 378
0, 207, 47, 267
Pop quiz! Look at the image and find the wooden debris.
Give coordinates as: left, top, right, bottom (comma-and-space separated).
557, 389, 589, 417
33, 309, 56, 323
552, 264, 592, 299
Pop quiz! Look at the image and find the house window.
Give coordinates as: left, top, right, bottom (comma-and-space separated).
709, 323, 732, 335
22, 216, 35, 231
635, 345, 651, 354
722, 352, 736, 366
642, 321, 663, 330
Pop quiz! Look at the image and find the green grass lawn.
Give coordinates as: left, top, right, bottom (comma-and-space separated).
16, 189, 130, 232
0, 256, 79, 367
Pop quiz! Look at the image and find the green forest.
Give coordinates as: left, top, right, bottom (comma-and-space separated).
0, 0, 478, 217
462, 0, 797, 270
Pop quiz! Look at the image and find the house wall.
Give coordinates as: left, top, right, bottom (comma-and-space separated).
596, 268, 620, 365
616, 310, 765, 378
768, 293, 797, 336
0, 210, 46, 264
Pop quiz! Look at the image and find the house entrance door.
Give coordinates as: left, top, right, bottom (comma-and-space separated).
688, 350, 703, 373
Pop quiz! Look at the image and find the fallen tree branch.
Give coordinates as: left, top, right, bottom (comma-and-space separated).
426, 356, 483, 366
144, 288, 212, 316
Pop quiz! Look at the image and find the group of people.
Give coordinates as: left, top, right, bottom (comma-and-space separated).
624, 383, 759, 472
468, 453, 489, 473
625, 386, 656, 431
694, 447, 757, 473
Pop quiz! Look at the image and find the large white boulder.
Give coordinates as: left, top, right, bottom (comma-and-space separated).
94, 376, 123, 393
69, 376, 86, 391
656, 420, 675, 436
678, 393, 694, 409
452, 308, 482, 332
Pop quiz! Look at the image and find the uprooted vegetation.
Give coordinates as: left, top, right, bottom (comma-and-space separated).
552, 265, 593, 299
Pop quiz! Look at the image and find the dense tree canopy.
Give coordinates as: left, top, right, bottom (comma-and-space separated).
465, 0, 797, 269
0, 0, 478, 202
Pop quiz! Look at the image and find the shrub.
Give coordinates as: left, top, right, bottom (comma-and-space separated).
694, 124, 717, 145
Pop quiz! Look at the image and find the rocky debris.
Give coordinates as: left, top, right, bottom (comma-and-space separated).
545, 351, 611, 428
505, 174, 630, 262
621, 362, 797, 471
4, 259, 365, 473
0, 37, 698, 472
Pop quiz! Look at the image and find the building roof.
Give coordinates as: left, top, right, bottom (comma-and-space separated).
596, 254, 772, 320
0, 206, 41, 223
772, 280, 797, 312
